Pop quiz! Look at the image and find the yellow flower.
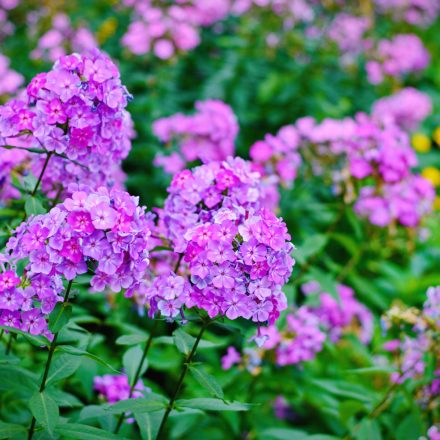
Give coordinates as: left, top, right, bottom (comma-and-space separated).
434, 127, 440, 146
96, 18, 118, 45
434, 196, 440, 211
422, 167, 440, 187
412, 133, 431, 153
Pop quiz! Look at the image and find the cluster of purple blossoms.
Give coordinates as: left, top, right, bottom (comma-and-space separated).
354, 175, 435, 228
0, 53, 23, 96
0, 187, 151, 336
293, 112, 434, 228
223, 281, 372, 369
366, 34, 430, 85
301, 281, 373, 344
372, 87, 433, 132
374, 0, 440, 27
346, 114, 417, 184
121, 0, 230, 59
0, 50, 135, 200
94, 374, 149, 403
29, 13, 97, 62
94, 373, 150, 422
382, 287, 439, 387
140, 158, 294, 327
327, 13, 371, 63
261, 307, 327, 366
423, 425, 440, 440
153, 100, 238, 174
0, 265, 63, 339
250, 124, 301, 189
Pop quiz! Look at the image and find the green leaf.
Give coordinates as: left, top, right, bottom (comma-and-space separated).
156, 335, 223, 350
45, 353, 82, 386
173, 328, 194, 356
395, 413, 423, 440
57, 345, 119, 373
123, 345, 148, 385
29, 392, 59, 434
0, 326, 50, 347
55, 423, 125, 440
176, 398, 252, 412
134, 411, 164, 440
46, 388, 83, 408
0, 365, 38, 393
24, 197, 46, 216
48, 303, 72, 333
189, 365, 224, 399
103, 395, 167, 414
116, 334, 149, 346
258, 428, 307, 440
0, 422, 27, 439
310, 379, 374, 403
294, 234, 328, 265
346, 367, 395, 375
354, 419, 381, 440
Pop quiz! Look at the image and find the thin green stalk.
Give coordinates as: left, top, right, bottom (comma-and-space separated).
5, 333, 13, 355
31, 152, 53, 197
156, 319, 210, 440
114, 320, 159, 433
28, 280, 73, 440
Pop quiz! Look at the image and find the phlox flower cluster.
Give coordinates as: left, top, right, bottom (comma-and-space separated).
354, 175, 435, 228
0, 50, 135, 200
327, 13, 371, 61
382, 287, 439, 387
94, 374, 149, 403
372, 87, 432, 132
366, 34, 430, 85
0, 266, 63, 338
140, 158, 294, 327
250, 124, 301, 188
0, 187, 151, 336
424, 425, 440, 440
287, 113, 434, 228
223, 281, 372, 369
374, 0, 440, 27
121, 0, 230, 59
29, 13, 97, 62
153, 100, 238, 174
346, 114, 417, 184
0, 53, 23, 96
94, 373, 150, 422
301, 281, 373, 344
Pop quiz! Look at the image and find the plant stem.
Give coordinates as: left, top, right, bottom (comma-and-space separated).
5, 333, 13, 355
31, 152, 53, 197
114, 320, 159, 434
156, 319, 210, 440
28, 280, 73, 440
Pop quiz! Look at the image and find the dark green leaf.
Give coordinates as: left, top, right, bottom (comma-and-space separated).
0, 422, 27, 439
45, 353, 82, 386
116, 334, 149, 346
24, 197, 46, 216
123, 345, 148, 385
189, 365, 224, 399
48, 303, 72, 333
29, 392, 59, 434
57, 346, 119, 373
55, 423, 125, 440
176, 398, 252, 412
